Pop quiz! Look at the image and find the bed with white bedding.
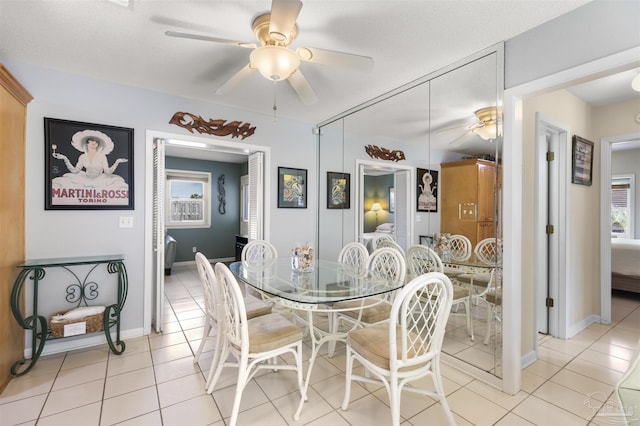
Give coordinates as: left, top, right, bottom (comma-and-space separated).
611, 238, 640, 293
361, 223, 395, 253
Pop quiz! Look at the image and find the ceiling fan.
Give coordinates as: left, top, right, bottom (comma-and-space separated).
441, 106, 501, 145
165, 0, 374, 106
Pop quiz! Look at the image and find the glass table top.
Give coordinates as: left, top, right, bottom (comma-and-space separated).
229, 258, 403, 305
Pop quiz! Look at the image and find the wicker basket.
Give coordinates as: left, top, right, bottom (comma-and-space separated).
49, 310, 104, 338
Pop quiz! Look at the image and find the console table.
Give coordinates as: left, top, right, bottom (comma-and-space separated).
10, 255, 128, 376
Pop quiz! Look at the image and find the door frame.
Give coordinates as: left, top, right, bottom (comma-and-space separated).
143, 129, 270, 335
534, 113, 569, 340
600, 132, 640, 325
355, 159, 414, 247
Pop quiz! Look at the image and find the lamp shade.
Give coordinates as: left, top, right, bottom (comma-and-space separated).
250, 45, 300, 81
370, 202, 382, 212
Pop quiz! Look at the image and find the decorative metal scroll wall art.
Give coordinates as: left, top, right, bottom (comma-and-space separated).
169, 112, 256, 140
218, 174, 226, 214
364, 144, 406, 162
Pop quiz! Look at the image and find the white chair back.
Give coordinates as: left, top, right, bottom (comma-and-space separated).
406, 245, 443, 279
241, 240, 278, 263
375, 239, 405, 258
474, 237, 501, 265
448, 234, 472, 261
389, 272, 453, 368
215, 262, 249, 353
338, 242, 369, 275
371, 233, 394, 250
194, 253, 219, 325
368, 247, 406, 285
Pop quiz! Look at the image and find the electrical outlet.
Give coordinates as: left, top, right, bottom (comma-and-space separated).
192, 246, 197, 253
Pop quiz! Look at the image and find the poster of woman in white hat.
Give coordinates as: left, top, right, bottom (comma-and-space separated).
45, 118, 134, 210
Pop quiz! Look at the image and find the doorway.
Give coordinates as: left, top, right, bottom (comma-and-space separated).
143, 130, 270, 334
534, 113, 568, 339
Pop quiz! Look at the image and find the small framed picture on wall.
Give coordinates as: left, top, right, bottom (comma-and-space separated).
327, 171, 350, 209
417, 168, 438, 212
278, 167, 307, 208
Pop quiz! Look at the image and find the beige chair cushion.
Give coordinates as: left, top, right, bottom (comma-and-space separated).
452, 286, 470, 300
484, 291, 502, 305
456, 272, 492, 287
246, 313, 303, 353
332, 298, 391, 324
244, 294, 273, 319
443, 267, 463, 279
348, 323, 426, 370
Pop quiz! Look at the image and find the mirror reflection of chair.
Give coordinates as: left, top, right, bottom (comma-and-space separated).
341, 272, 456, 426
443, 234, 472, 281
193, 253, 272, 392
456, 237, 501, 344
371, 233, 395, 251
407, 245, 473, 340
375, 239, 405, 260
208, 263, 306, 425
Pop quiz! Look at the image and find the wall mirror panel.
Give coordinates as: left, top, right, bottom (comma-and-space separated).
316, 45, 504, 378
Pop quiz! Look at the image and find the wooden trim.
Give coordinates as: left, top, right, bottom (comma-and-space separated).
0, 64, 33, 106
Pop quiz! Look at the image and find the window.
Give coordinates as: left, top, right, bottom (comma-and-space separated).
166, 169, 211, 229
611, 174, 634, 238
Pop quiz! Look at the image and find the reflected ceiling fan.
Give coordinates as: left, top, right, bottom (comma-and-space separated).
441, 106, 501, 145
165, 0, 374, 106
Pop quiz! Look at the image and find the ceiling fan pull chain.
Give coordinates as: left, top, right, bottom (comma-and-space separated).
272, 81, 278, 122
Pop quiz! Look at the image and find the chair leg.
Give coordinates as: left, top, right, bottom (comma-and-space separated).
228, 354, 249, 426
465, 299, 474, 341
204, 332, 224, 391
341, 348, 354, 411
389, 376, 401, 426
433, 361, 456, 425
193, 320, 211, 363
484, 304, 494, 345
206, 343, 228, 394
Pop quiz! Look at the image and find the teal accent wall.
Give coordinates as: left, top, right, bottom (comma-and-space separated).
363, 174, 395, 232
166, 156, 246, 261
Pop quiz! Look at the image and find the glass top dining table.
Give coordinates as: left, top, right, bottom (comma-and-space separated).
229, 258, 404, 306
229, 258, 403, 420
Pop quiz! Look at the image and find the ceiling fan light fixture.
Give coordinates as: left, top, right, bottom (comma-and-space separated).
473, 124, 497, 140
250, 45, 300, 81
632, 73, 640, 92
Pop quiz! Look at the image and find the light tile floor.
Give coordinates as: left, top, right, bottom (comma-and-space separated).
1, 264, 638, 425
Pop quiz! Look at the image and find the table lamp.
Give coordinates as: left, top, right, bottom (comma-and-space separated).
370, 202, 382, 226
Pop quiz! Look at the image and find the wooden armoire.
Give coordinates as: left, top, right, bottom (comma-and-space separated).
440, 159, 499, 247
0, 64, 32, 391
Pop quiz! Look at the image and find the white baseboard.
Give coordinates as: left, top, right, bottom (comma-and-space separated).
23, 327, 145, 358
567, 314, 600, 339
521, 350, 537, 369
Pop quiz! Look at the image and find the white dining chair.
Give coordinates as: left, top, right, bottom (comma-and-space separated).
207, 262, 306, 425
331, 247, 406, 331
241, 239, 278, 263
457, 237, 501, 344
193, 253, 272, 391
406, 244, 473, 340
375, 239, 406, 260
341, 272, 455, 426
443, 234, 472, 281
371, 233, 395, 250
338, 242, 370, 276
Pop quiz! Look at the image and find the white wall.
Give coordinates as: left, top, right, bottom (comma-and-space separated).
4, 59, 315, 354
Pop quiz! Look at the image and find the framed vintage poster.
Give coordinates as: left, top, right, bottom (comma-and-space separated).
327, 171, 350, 209
45, 118, 134, 210
417, 168, 438, 212
278, 167, 307, 208
571, 135, 594, 186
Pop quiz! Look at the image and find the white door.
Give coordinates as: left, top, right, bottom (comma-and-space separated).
152, 138, 165, 333
248, 152, 264, 240
394, 170, 411, 250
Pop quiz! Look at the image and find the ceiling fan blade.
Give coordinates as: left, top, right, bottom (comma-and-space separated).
448, 129, 474, 146
287, 69, 318, 105
269, 0, 303, 43
437, 121, 481, 134
216, 64, 256, 95
165, 31, 256, 48
297, 47, 373, 72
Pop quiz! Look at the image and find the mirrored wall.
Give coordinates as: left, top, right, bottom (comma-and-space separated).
316, 45, 504, 378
